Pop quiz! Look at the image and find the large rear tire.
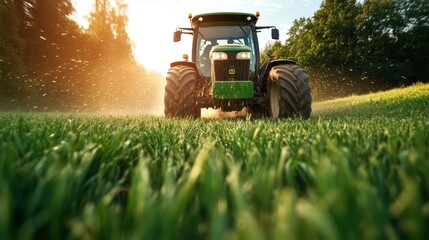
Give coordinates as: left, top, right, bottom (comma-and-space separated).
267, 64, 312, 119
165, 65, 201, 118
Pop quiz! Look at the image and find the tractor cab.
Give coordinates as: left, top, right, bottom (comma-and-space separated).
175, 12, 278, 79
194, 20, 258, 78
166, 12, 311, 118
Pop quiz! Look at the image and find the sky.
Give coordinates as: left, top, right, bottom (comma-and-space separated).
72, 0, 323, 73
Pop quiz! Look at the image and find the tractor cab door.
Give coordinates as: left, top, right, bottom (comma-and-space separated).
198, 39, 218, 76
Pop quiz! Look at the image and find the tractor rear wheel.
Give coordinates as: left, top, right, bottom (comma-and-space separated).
267, 64, 312, 119
164, 65, 200, 118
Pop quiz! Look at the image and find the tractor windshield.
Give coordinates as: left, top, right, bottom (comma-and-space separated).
196, 23, 256, 77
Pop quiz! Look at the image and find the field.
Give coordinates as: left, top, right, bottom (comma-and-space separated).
1, 83, 429, 239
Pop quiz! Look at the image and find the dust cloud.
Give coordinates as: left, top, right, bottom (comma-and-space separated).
308, 67, 399, 102
201, 107, 250, 119
0, 60, 166, 116
87, 66, 165, 116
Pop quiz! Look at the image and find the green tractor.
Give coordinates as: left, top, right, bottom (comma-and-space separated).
165, 12, 312, 118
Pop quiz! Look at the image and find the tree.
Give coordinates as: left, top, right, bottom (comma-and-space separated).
265, 0, 429, 100
260, 40, 285, 63
111, 0, 133, 60
81, 0, 156, 112
0, 0, 26, 101
355, 0, 429, 84
356, 0, 405, 80
309, 0, 360, 69
24, 0, 80, 71
87, 0, 133, 62
399, 0, 429, 82
284, 17, 314, 65
0, 0, 26, 78
1, 0, 160, 111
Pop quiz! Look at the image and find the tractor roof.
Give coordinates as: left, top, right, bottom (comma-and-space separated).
191, 12, 259, 26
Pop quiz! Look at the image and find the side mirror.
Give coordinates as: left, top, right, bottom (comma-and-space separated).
271, 28, 279, 40
174, 31, 182, 42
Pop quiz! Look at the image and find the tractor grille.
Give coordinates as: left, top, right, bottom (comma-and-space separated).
213, 58, 250, 81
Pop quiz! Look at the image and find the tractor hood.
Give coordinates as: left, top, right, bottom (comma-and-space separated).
211, 44, 251, 53
192, 12, 258, 27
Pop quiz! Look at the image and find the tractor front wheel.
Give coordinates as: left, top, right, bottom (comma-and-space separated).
165, 65, 200, 118
267, 64, 312, 119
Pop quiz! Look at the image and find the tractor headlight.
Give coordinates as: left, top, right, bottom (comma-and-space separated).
211, 52, 228, 60
236, 52, 251, 60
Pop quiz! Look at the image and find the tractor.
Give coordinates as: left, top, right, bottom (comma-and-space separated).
165, 12, 312, 118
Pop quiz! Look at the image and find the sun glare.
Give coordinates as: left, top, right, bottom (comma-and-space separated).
127, 3, 192, 74
72, 0, 275, 74
72, 0, 92, 29
72, 0, 194, 74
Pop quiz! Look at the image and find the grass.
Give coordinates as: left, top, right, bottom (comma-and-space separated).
1, 83, 428, 239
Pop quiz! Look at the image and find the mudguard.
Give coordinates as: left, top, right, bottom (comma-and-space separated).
170, 61, 198, 70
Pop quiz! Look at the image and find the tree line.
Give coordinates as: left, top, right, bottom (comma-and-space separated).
263, 0, 429, 100
0, 0, 163, 112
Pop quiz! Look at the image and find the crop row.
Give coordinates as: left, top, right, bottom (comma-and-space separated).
1, 84, 429, 239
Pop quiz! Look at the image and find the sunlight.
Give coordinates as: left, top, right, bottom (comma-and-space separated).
71, 0, 92, 29
127, 2, 192, 73
72, 0, 286, 74
72, 0, 193, 74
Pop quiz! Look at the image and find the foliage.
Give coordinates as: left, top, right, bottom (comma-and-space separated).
284, 17, 313, 65
1, 83, 428, 239
307, 0, 360, 68
0, 0, 26, 94
263, 0, 429, 100
260, 41, 286, 63
0, 0, 161, 112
